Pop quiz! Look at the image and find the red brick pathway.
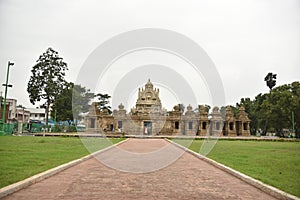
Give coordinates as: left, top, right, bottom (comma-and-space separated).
2, 138, 277, 200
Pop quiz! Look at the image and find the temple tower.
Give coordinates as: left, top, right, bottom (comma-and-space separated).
210, 106, 223, 136
223, 106, 236, 136
198, 105, 209, 136
135, 79, 162, 115
130, 79, 166, 135
183, 104, 199, 135
236, 106, 251, 136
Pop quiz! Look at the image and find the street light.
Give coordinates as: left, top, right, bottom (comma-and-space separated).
1, 61, 14, 135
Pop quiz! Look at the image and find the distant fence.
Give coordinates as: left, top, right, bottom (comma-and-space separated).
28, 123, 86, 133
0, 122, 18, 135
0, 122, 86, 136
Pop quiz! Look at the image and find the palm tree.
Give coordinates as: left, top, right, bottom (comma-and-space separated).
264, 72, 277, 90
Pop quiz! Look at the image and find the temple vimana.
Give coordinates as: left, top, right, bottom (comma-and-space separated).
86, 79, 250, 136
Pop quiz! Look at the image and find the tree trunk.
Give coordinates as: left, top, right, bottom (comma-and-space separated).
263, 120, 268, 136
45, 98, 50, 126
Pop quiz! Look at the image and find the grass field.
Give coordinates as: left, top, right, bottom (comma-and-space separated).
174, 139, 300, 197
0, 136, 124, 188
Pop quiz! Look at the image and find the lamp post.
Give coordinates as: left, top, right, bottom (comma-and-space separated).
20, 106, 26, 134
1, 61, 14, 135
22, 107, 25, 125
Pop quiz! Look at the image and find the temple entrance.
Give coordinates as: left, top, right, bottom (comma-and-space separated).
236, 122, 241, 136
90, 118, 95, 128
144, 121, 152, 135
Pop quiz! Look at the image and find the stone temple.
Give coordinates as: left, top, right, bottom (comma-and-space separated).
86, 79, 250, 136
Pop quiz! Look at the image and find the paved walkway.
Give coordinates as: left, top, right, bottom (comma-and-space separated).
2, 139, 277, 200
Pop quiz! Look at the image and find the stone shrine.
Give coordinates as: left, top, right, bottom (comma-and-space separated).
86, 79, 250, 136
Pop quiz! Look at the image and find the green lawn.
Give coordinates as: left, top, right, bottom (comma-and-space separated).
0, 136, 124, 188
174, 139, 300, 197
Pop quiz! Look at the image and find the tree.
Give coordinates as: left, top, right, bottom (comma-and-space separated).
290, 81, 300, 137
263, 82, 300, 137
220, 106, 226, 119
51, 82, 73, 122
238, 81, 300, 137
264, 72, 277, 90
194, 104, 210, 113
72, 84, 95, 122
252, 93, 268, 135
27, 47, 68, 125
51, 83, 95, 123
95, 93, 112, 114
178, 104, 185, 112
204, 104, 211, 113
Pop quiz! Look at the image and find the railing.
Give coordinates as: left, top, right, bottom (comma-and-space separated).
0, 122, 18, 135
0, 122, 86, 135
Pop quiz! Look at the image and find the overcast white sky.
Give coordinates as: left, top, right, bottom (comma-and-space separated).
0, 0, 299, 110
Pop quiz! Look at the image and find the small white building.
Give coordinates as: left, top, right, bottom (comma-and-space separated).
2, 98, 48, 123
6, 98, 17, 122
16, 107, 30, 123
27, 108, 46, 121
1, 98, 30, 123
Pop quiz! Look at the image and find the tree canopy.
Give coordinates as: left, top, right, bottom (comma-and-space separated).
27, 47, 68, 125
95, 93, 112, 114
72, 84, 95, 120
51, 83, 95, 122
264, 72, 277, 90
50, 82, 73, 122
238, 81, 300, 137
